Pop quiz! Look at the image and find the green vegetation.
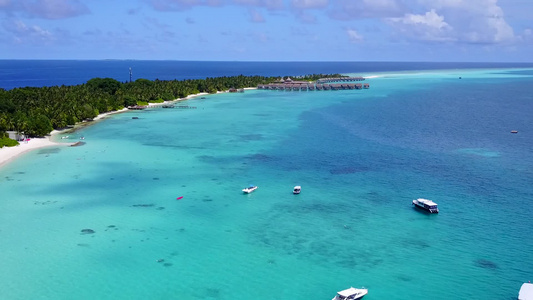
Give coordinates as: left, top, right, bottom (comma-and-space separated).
0, 132, 19, 148
0, 74, 344, 138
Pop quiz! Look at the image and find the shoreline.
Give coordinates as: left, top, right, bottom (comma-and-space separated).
0, 135, 70, 168
0, 89, 255, 170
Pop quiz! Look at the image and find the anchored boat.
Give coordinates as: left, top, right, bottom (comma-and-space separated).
332, 287, 368, 300
412, 198, 439, 213
519, 282, 533, 300
293, 186, 301, 194
242, 185, 258, 194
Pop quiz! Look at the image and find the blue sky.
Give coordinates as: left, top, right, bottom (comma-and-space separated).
0, 0, 531, 61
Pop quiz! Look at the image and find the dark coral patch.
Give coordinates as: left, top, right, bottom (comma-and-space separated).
132, 204, 155, 207
475, 259, 498, 269
70, 141, 86, 147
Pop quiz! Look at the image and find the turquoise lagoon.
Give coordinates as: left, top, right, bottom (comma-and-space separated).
1, 68, 532, 300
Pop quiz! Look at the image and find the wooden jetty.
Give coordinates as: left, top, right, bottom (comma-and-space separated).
129, 105, 147, 110
257, 76, 369, 91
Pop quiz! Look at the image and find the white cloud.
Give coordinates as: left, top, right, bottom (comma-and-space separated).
346, 28, 363, 43
362, 0, 400, 11
0, 0, 89, 19
4, 20, 54, 43
150, 0, 203, 11
416, 0, 516, 44
149, 0, 285, 11
232, 0, 284, 10
329, 0, 404, 20
396, 9, 449, 30
24, 0, 89, 19
388, 9, 454, 42
291, 0, 328, 9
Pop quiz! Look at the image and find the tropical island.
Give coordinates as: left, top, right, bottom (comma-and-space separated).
0, 73, 348, 147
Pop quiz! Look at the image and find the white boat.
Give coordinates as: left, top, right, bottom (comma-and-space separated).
412, 198, 439, 213
332, 287, 368, 300
242, 185, 258, 194
519, 282, 533, 300
293, 186, 301, 194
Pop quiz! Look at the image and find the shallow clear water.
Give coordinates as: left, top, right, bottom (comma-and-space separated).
1, 68, 532, 300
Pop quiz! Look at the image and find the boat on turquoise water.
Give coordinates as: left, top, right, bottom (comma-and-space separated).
519, 282, 533, 300
332, 287, 368, 300
242, 185, 258, 194
293, 186, 301, 194
412, 198, 439, 213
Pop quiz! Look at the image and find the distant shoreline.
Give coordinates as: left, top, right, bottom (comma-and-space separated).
0, 89, 255, 170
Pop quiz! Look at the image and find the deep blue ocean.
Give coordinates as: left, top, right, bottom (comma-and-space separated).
1, 60, 533, 89
0, 61, 532, 300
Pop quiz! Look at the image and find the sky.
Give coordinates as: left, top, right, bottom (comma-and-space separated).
0, 0, 532, 62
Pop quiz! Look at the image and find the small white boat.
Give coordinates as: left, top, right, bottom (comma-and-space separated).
242, 185, 258, 194
332, 287, 368, 300
412, 198, 439, 213
519, 282, 533, 300
293, 186, 301, 194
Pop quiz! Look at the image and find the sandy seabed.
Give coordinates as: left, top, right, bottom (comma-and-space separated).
0, 89, 249, 169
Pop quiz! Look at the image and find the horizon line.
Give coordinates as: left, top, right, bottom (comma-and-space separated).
1, 59, 533, 64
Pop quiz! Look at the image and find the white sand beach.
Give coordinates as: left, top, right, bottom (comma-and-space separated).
0, 136, 67, 168
0, 89, 255, 169
0, 108, 129, 168
93, 107, 129, 121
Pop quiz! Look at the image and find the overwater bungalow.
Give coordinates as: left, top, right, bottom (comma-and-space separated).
258, 76, 370, 92
317, 76, 365, 83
